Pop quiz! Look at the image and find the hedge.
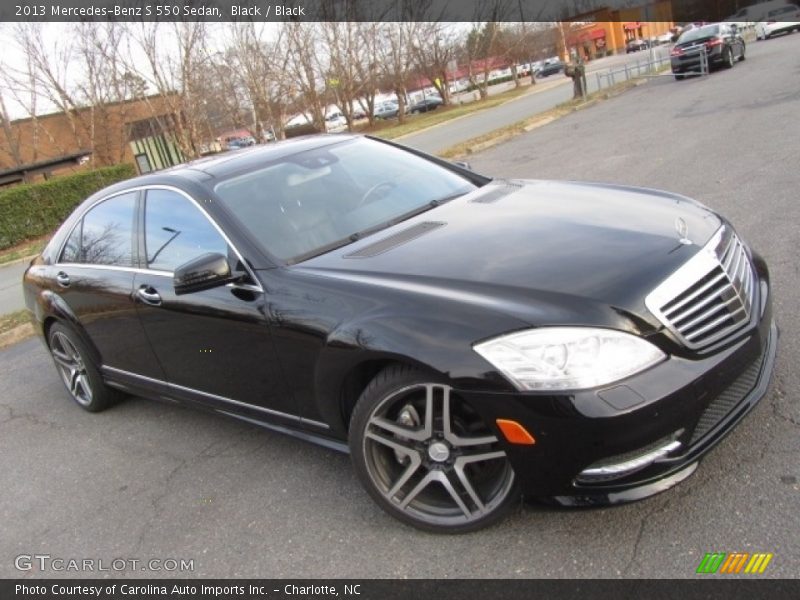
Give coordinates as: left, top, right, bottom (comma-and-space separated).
0, 163, 136, 250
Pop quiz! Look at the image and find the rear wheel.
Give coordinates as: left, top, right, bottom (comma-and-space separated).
725, 47, 735, 68
349, 366, 519, 533
674, 73, 685, 80
48, 323, 121, 412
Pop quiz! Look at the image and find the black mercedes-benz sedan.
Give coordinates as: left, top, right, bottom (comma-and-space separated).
23, 135, 777, 532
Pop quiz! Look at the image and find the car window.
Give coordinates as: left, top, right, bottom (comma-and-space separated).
72, 192, 137, 266
60, 221, 82, 263
214, 137, 476, 262
679, 25, 720, 43
144, 189, 228, 272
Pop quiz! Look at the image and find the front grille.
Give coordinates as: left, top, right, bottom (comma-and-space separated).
690, 347, 765, 444
646, 226, 755, 349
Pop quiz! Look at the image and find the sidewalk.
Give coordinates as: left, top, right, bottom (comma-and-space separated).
0, 260, 29, 314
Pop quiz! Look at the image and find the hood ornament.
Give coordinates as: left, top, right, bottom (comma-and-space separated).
675, 217, 692, 245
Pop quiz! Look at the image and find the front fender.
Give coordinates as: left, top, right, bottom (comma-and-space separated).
312, 311, 523, 436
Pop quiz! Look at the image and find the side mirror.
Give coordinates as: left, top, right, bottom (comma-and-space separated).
174, 252, 235, 295
453, 161, 473, 171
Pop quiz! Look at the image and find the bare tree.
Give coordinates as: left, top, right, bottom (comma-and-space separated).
227, 23, 293, 141
376, 22, 419, 124
411, 23, 459, 105
321, 21, 363, 130
127, 22, 215, 159
285, 23, 326, 132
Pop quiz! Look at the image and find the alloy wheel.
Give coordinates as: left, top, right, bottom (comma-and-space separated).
50, 331, 93, 406
360, 382, 515, 529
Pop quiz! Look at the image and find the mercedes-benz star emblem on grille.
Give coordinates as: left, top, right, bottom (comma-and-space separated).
675, 217, 692, 245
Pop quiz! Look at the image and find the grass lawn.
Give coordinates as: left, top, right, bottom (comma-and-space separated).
0, 235, 48, 266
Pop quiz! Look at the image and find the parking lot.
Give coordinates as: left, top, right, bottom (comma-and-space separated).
1, 34, 798, 578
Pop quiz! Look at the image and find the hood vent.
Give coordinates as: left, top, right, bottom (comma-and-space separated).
344, 221, 445, 258
469, 181, 523, 204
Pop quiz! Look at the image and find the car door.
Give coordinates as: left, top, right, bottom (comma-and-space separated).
132, 187, 298, 420
52, 190, 166, 380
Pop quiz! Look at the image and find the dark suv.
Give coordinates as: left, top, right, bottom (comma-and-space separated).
671, 23, 745, 79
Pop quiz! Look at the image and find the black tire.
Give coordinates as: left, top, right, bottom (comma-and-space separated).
740, 45, 746, 61
674, 73, 685, 80
47, 322, 122, 412
725, 47, 735, 68
349, 365, 520, 533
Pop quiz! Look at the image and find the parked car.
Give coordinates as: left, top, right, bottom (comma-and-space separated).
373, 101, 399, 120
626, 38, 650, 52
225, 136, 255, 151
755, 4, 800, 38
409, 96, 443, 114
670, 23, 746, 79
726, 0, 793, 24
24, 135, 776, 533
535, 60, 565, 77
325, 112, 347, 132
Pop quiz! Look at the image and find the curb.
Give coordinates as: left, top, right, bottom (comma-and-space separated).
0, 253, 38, 269
440, 78, 649, 159
0, 322, 34, 350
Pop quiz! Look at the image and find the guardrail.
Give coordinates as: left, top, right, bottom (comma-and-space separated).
595, 46, 712, 87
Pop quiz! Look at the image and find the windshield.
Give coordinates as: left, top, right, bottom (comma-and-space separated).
678, 24, 720, 43
213, 137, 477, 263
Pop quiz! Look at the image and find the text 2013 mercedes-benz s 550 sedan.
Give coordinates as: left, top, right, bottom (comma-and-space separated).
23, 135, 777, 532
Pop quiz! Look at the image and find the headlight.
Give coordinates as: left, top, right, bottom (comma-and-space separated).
473, 327, 666, 391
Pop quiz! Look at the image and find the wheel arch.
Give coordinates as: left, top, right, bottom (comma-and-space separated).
39, 291, 102, 365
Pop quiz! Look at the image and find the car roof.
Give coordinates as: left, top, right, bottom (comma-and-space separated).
156, 134, 359, 183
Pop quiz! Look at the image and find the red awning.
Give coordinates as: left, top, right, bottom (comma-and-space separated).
624, 22, 641, 30
589, 28, 606, 40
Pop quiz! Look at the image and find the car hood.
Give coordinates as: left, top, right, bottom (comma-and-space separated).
296, 180, 723, 331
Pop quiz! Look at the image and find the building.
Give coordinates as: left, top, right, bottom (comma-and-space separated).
565, 2, 675, 60
0, 94, 186, 185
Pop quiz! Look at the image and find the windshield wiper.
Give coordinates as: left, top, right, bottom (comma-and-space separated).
290, 192, 469, 264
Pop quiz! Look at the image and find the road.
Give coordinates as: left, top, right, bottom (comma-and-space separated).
1, 35, 799, 579
401, 46, 671, 155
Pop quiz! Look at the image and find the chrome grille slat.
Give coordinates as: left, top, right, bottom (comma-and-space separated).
668, 281, 730, 323
645, 226, 755, 349
676, 296, 738, 332
662, 271, 727, 316
685, 307, 743, 340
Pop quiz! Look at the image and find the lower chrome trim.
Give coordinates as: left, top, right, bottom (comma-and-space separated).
101, 365, 329, 430
217, 411, 348, 454
577, 440, 683, 482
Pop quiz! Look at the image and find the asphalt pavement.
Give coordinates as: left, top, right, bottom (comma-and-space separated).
1, 35, 798, 578
401, 46, 671, 155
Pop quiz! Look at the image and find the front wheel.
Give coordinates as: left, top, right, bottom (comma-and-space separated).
349, 366, 519, 533
725, 47, 735, 68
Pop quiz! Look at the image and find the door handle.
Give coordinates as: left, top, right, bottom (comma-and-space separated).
56, 272, 70, 287
136, 285, 162, 306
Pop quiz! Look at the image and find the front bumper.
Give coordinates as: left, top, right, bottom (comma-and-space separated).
458, 273, 776, 504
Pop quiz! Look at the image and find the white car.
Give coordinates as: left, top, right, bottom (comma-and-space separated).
325, 112, 347, 132
755, 4, 800, 38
